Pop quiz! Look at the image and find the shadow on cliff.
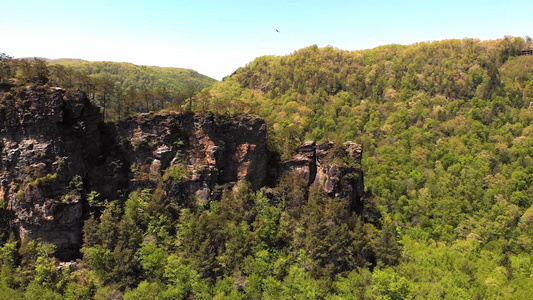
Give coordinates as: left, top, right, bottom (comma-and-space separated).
0, 85, 368, 260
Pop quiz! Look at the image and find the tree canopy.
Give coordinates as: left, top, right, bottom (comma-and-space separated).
2, 36, 533, 298
0, 57, 217, 121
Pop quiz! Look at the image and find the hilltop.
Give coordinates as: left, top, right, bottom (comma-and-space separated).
45, 58, 87, 65
46, 58, 217, 92
206, 37, 532, 153
0, 55, 218, 121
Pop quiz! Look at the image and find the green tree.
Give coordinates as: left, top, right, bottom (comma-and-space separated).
92, 73, 116, 121
295, 187, 368, 277
14, 58, 49, 84
371, 267, 413, 300
0, 53, 14, 83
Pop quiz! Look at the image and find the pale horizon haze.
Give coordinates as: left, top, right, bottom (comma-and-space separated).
1, 0, 531, 81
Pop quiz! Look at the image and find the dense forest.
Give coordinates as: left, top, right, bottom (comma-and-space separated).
0, 56, 217, 122
2, 35, 533, 299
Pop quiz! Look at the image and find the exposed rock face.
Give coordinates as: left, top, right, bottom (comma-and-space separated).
0, 86, 269, 259
283, 141, 364, 213
282, 141, 317, 185
115, 111, 269, 202
0, 85, 363, 259
0, 86, 116, 260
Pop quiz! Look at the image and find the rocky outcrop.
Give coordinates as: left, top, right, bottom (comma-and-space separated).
0, 86, 269, 259
282, 141, 317, 185
0, 86, 116, 260
0, 85, 363, 259
283, 141, 364, 213
115, 111, 269, 202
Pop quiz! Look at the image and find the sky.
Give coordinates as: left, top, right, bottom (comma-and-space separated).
1, 0, 532, 81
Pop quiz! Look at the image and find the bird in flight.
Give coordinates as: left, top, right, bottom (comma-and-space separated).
276, 29, 280, 33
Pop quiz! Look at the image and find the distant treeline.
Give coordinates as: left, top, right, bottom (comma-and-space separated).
0, 54, 217, 121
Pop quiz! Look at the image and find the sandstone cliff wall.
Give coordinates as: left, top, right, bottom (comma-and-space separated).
282, 141, 364, 214
0, 85, 363, 259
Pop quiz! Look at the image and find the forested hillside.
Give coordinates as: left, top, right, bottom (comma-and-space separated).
0, 56, 217, 122
1, 36, 533, 299
47, 59, 216, 97
199, 36, 533, 298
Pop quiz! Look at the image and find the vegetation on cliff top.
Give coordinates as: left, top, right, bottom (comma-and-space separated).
2, 35, 533, 298
0, 55, 217, 122
46, 58, 216, 96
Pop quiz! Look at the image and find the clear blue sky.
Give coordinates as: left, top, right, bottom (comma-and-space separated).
1, 0, 531, 80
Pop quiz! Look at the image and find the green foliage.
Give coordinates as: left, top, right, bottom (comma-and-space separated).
123, 280, 166, 300
0, 55, 217, 122
81, 245, 114, 278
295, 187, 369, 277
274, 171, 309, 218
0, 210, 13, 245
47, 59, 217, 121
14, 172, 59, 202
163, 254, 212, 299
23, 281, 62, 300
162, 164, 188, 182
371, 267, 413, 300
0, 241, 17, 266
192, 35, 533, 298
372, 215, 401, 266
15, 59, 50, 85
3, 36, 533, 298
33, 256, 59, 289
139, 242, 166, 280
0, 53, 14, 84
81, 201, 143, 289
47, 59, 216, 95
18, 239, 56, 268
207, 36, 527, 156
87, 190, 101, 209
330, 268, 372, 299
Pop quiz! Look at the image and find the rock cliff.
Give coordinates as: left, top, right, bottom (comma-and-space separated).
283, 141, 364, 213
115, 111, 269, 202
0, 86, 123, 259
0, 85, 363, 259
